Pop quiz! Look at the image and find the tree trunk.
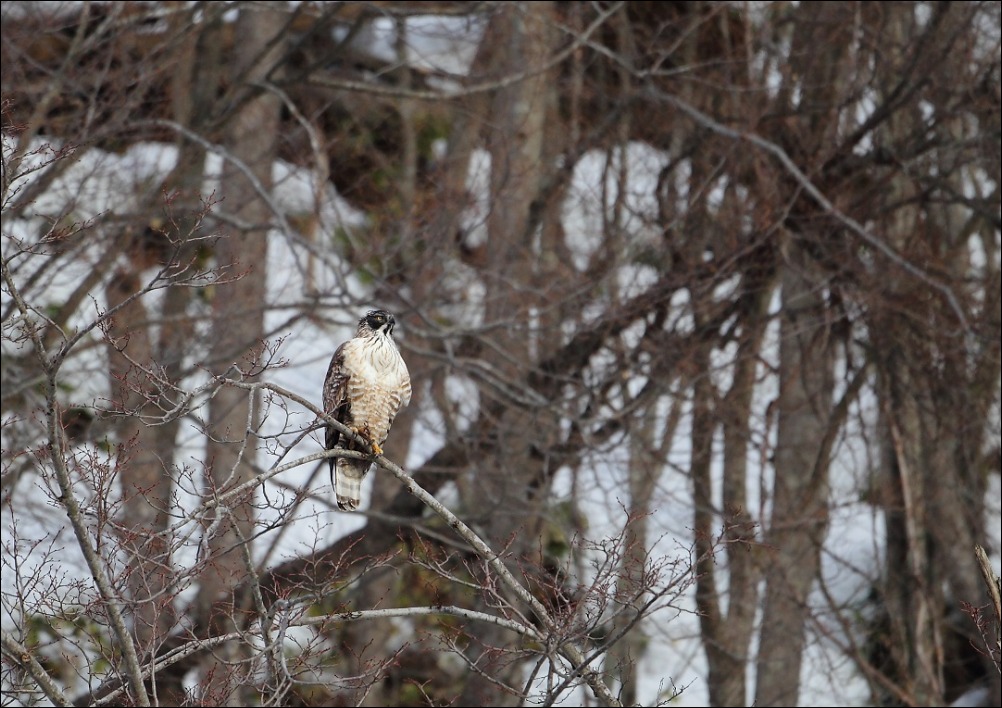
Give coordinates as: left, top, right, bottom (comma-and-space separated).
105, 270, 175, 656
197, 4, 284, 704
455, 3, 560, 704
697, 279, 773, 707
754, 235, 835, 707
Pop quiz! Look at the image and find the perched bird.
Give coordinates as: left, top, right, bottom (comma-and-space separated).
323, 309, 411, 510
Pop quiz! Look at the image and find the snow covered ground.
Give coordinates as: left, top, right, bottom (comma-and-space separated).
3, 11, 1000, 706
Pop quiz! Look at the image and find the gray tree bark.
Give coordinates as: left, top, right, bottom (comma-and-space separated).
754, 234, 836, 707
455, 3, 561, 704
197, 4, 285, 704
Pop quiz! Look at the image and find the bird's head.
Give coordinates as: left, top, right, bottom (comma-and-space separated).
361, 309, 396, 337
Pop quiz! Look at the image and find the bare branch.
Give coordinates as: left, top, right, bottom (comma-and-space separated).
0, 632, 73, 707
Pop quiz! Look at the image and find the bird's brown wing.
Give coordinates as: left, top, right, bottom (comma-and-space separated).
322, 341, 351, 476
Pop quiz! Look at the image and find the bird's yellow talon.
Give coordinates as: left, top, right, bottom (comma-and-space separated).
371, 441, 383, 455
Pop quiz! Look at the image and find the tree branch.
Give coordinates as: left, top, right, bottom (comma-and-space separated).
0, 632, 73, 708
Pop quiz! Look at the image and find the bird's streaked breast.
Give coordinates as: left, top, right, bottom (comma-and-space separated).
343, 335, 411, 443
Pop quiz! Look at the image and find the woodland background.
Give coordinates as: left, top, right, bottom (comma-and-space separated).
1, 2, 1000, 706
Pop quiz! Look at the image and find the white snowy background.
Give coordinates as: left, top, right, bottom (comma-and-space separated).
2, 10, 999, 707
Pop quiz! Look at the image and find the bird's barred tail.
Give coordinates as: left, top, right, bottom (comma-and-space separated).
334, 459, 367, 511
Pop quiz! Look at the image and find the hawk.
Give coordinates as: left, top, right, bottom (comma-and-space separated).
323, 309, 411, 511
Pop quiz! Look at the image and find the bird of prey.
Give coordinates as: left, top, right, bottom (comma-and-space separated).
323, 309, 411, 511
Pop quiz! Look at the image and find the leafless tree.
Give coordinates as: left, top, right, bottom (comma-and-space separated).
2, 2, 999, 707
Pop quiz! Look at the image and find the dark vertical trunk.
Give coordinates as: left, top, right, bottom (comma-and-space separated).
197, 4, 284, 704
456, 3, 559, 704
754, 237, 835, 706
